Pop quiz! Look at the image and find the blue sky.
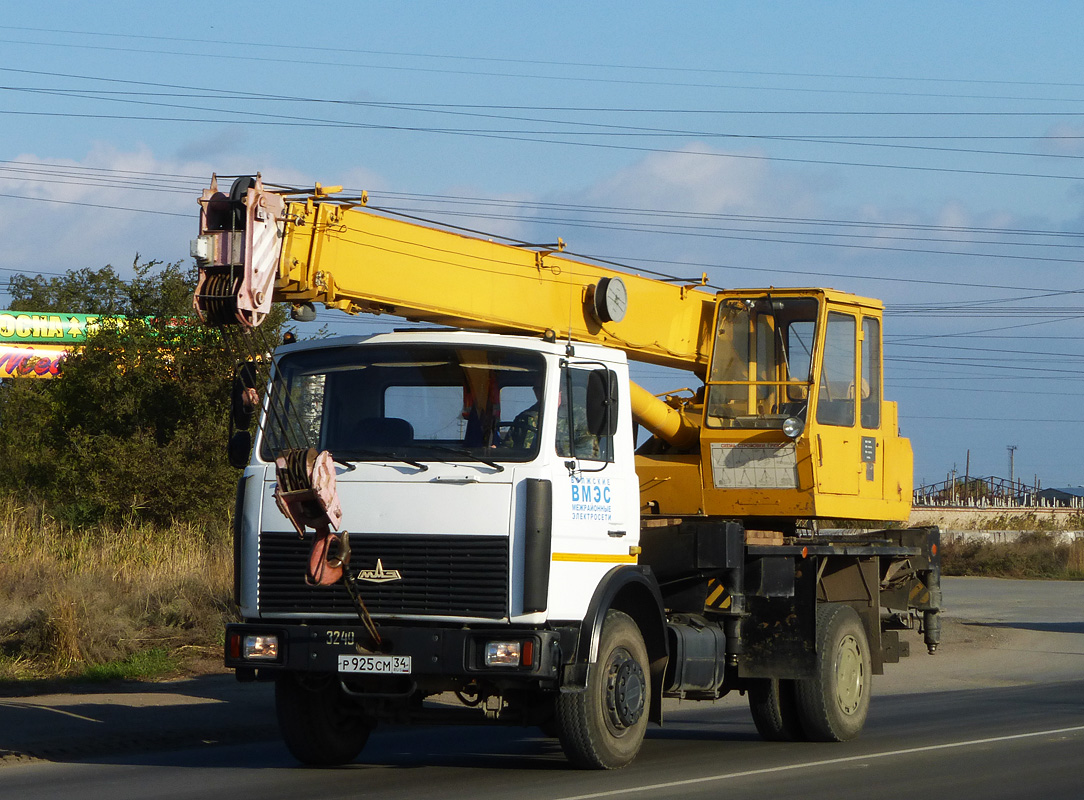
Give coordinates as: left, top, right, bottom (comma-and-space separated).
2, 3, 1084, 488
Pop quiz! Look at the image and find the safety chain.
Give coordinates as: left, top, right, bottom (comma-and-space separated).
339, 556, 383, 650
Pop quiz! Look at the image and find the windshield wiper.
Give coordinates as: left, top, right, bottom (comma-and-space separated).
426, 445, 506, 473
334, 448, 429, 472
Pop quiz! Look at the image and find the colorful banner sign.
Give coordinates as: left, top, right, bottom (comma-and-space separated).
0, 343, 68, 379
0, 312, 102, 344
0, 310, 198, 378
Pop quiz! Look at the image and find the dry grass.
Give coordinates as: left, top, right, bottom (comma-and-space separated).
941, 532, 1084, 580
0, 501, 235, 682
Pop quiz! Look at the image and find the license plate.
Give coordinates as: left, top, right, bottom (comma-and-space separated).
337, 654, 412, 674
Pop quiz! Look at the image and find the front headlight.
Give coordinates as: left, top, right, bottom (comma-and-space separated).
484, 639, 535, 667
485, 641, 523, 667
243, 634, 280, 660
782, 416, 805, 439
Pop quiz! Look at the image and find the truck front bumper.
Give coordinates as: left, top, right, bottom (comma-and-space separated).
224, 621, 574, 685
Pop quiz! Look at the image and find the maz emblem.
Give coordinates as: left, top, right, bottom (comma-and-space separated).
355, 558, 403, 583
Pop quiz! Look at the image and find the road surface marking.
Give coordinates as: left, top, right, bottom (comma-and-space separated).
553, 723, 1084, 800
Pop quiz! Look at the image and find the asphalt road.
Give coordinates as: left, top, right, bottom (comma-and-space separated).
2, 576, 1083, 800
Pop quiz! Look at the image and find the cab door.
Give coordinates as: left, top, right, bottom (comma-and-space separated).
545, 360, 639, 620
812, 309, 861, 495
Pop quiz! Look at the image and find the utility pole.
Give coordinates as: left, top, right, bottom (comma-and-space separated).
1008, 444, 1018, 487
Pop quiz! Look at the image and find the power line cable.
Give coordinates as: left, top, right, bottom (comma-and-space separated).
7, 29, 1084, 104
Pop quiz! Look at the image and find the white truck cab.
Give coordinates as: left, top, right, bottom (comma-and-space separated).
237, 330, 641, 626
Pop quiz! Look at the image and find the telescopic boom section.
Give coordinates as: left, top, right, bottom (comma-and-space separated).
192, 176, 717, 374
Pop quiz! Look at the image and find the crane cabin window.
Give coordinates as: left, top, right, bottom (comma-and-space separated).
705, 296, 819, 430
861, 317, 881, 429
260, 344, 546, 464
816, 312, 857, 427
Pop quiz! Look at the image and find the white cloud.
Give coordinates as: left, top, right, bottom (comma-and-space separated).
175, 127, 250, 161
0, 146, 208, 281
1038, 122, 1084, 156
578, 143, 827, 217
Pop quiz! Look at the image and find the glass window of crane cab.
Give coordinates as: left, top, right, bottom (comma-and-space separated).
259, 344, 546, 463
861, 317, 881, 429
705, 297, 819, 429
816, 312, 857, 427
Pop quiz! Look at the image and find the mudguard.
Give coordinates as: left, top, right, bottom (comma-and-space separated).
562, 565, 669, 724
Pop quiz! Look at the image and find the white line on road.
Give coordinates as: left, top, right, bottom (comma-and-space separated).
0, 701, 102, 724
552, 724, 1084, 800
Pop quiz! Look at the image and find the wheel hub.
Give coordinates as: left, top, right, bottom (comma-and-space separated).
834, 633, 865, 715
606, 649, 646, 730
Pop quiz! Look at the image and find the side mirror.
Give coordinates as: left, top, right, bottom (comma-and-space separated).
228, 430, 253, 469
231, 361, 259, 430
585, 368, 619, 436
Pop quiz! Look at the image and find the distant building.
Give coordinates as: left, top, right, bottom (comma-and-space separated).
1035, 487, 1084, 507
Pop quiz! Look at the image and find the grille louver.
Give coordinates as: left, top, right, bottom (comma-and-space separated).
258, 532, 509, 618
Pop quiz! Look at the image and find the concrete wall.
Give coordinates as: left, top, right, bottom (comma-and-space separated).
939, 529, 1084, 545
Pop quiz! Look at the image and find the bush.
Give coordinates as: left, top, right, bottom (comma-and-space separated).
0, 259, 284, 527
0, 318, 240, 526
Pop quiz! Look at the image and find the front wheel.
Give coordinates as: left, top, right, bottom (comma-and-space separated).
275, 673, 374, 765
794, 603, 871, 741
556, 610, 650, 769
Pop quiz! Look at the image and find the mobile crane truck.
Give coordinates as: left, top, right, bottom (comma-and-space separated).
192, 175, 941, 769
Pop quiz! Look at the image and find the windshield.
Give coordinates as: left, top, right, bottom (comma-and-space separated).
705, 296, 819, 430
259, 343, 546, 464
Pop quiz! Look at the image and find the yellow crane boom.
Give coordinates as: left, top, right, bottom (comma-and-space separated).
194, 175, 716, 372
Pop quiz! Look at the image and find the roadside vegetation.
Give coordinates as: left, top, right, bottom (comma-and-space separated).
0, 507, 232, 683
0, 261, 284, 687
941, 531, 1084, 580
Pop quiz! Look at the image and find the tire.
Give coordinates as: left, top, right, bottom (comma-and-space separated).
748, 678, 806, 741
795, 603, 871, 742
275, 673, 374, 765
556, 610, 650, 769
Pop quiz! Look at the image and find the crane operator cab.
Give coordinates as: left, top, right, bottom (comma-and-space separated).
638, 288, 913, 527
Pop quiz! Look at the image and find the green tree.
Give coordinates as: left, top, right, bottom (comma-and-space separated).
0, 259, 285, 526
8, 256, 194, 317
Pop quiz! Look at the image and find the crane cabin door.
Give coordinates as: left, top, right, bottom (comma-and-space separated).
812, 308, 887, 503
812, 309, 861, 497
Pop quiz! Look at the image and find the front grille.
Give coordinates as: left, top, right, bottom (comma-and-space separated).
258, 532, 509, 618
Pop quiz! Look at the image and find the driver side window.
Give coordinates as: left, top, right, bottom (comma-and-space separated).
557, 368, 612, 462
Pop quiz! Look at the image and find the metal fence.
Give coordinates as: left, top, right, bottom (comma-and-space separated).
913, 475, 1084, 509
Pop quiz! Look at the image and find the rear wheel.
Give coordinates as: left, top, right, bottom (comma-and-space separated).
795, 603, 871, 741
556, 610, 650, 769
275, 673, 374, 765
748, 678, 805, 741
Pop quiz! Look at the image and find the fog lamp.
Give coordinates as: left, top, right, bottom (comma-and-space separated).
485, 641, 523, 667
243, 634, 280, 661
